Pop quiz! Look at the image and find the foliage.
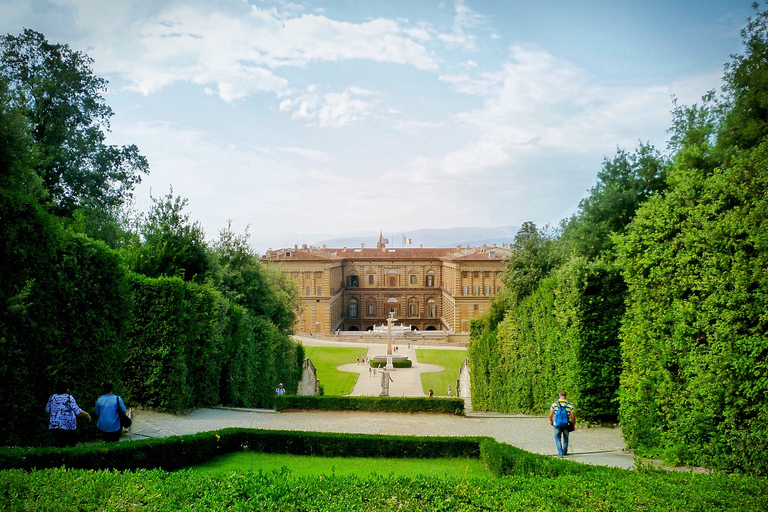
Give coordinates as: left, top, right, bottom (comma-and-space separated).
503, 221, 562, 304
0, 231, 128, 446
275, 395, 465, 415
124, 189, 210, 283
213, 222, 299, 333
1, 442, 766, 511
0, 29, 148, 215
0, 428, 483, 471
414, 349, 468, 396
560, 144, 667, 260
469, 259, 624, 422
615, 3, 768, 474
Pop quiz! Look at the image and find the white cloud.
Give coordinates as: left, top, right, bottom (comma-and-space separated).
285, 86, 379, 128
277, 146, 331, 163
437, 0, 485, 49
78, 3, 439, 102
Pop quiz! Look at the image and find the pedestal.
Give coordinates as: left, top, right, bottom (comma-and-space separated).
386, 355, 394, 370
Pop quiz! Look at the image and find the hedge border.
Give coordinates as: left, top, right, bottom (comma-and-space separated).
0, 428, 486, 472
275, 395, 464, 414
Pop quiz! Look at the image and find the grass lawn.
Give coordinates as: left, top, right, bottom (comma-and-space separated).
303, 346, 365, 395
416, 349, 468, 396
188, 451, 492, 479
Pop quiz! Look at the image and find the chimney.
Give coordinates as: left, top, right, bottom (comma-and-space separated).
294, 244, 298, 249
420, 244, 423, 248
323, 244, 326, 249
361, 243, 365, 248
302, 243, 307, 249
343, 247, 347, 252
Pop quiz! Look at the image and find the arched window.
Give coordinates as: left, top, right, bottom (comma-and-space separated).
348, 299, 358, 318
347, 270, 358, 288
428, 299, 436, 318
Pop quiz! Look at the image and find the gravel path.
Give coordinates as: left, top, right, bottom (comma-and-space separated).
125, 335, 634, 469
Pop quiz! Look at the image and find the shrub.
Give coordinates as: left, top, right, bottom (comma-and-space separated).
275, 396, 464, 414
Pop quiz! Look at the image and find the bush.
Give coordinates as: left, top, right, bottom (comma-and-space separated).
275, 396, 464, 414
0, 428, 483, 471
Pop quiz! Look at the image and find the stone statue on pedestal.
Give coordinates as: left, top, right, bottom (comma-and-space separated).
379, 368, 393, 397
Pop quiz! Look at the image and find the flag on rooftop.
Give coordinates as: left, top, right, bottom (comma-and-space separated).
403, 235, 412, 244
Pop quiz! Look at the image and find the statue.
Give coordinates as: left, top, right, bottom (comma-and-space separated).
379, 368, 393, 397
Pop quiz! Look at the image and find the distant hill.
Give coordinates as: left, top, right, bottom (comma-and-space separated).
313, 226, 520, 249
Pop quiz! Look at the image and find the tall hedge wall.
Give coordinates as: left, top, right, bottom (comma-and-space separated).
616, 148, 768, 474
0, 228, 128, 446
469, 258, 624, 423
124, 274, 301, 412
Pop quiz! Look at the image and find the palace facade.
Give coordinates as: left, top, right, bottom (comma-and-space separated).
261, 235, 511, 335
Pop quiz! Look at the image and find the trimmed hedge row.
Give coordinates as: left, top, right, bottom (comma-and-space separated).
369, 359, 413, 368
275, 395, 464, 414
0, 428, 483, 472
469, 258, 624, 423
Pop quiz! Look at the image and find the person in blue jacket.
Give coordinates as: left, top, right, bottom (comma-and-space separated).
95, 382, 127, 442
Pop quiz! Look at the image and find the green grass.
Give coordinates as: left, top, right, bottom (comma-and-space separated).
303, 346, 365, 395
416, 349, 467, 396
188, 452, 491, 479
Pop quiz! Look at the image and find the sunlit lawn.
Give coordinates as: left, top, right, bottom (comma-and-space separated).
303, 346, 365, 395
416, 349, 468, 396
188, 451, 492, 479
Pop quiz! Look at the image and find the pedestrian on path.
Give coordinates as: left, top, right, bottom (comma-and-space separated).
45, 381, 91, 447
275, 383, 286, 396
549, 390, 576, 457
447, 385, 452, 396
95, 382, 127, 443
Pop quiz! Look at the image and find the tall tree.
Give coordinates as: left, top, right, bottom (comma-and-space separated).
561, 143, 667, 260
504, 222, 561, 304
124, 189, 210, 283
0, 29, 148, 215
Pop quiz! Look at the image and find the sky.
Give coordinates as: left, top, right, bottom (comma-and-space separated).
1, 0, 756, 251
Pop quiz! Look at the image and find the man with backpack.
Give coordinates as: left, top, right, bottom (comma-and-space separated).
549, 390, 576, 457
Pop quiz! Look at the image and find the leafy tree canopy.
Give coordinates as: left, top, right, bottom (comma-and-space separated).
503, 221, 562, 304
0, 29, 148, 215
561, 143, 667, 260
124, 189, 210, 283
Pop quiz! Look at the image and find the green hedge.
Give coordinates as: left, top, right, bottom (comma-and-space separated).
0, 228, 128, 446
468, 258, 623, 423
275, 395, 464, 414
369, 359, 413, 368
0, 428, 483, 472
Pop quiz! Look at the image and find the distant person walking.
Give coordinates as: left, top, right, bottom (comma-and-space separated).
275, 383, 286, 396
447, 385, 452, 396
95, 382, 127, 443
549, 390, 576, 457
45, 381, 91, 447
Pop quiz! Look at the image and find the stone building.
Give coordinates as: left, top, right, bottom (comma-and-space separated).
261, 233, 511, 335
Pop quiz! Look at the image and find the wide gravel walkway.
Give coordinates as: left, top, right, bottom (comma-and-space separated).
126, 335, 634, 469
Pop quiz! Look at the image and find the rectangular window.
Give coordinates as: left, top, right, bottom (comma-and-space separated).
496, 286, 501, 293
389, 276, 396, 287
474, 304, 479, 310
304, 272, 310, 279
315, 271, 322, 278
462, 286, 468, 295
426, 275, 434, 287
368, 274, 374, 285
316, 286, 322, 296
484, 286, 490, 295
409, 304, 416, 316
305, 285, 311, 296
474, 286, 479, 295
410, 274, 417, 284
367, 304, 375, 316
429, 305, 436, 317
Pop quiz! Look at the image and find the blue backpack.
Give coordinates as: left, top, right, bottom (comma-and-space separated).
554, 402, 570, 427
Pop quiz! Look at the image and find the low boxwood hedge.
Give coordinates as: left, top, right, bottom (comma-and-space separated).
0, 428, 484, 472
275, 395, 464, 414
